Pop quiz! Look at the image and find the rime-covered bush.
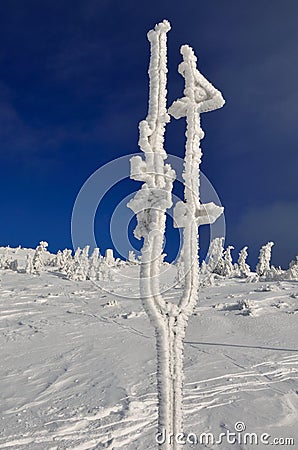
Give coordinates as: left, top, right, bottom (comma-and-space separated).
206, 237, 225, 275
265, 266, 285, 281
49, 250, 62, 268
199, 265, 215, 287
0, 256, 9, 270
284, 256, 298, 280
59, 249, 73, 273
9, 259, 18, 271
256, 241, 274, 277
63, 246, 118, 282
66, 247, 84, 281
25, 254, 34, 274
246, 273, 260, 283
89, 247, 100, 268
87, 247, 100, 280
0, 256, 18, 271
30, 241, 49, 274
128, 250, 138, 264
237, 246, 251, 278
104, 249, 114, 266
67, 258, 87, 281
222, 245, 235, 277
96, 261, 115, 282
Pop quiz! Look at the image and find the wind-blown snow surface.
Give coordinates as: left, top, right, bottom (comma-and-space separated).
0, 248, 297, 449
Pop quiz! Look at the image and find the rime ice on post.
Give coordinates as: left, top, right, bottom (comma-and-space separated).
127, 20, 178, 447
167, 44, 224, 444
169, 44, 224, 313
128, 21, 224, 449
127, 19, 175, 305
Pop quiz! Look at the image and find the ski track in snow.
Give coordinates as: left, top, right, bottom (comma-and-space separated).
0, 257, 297, 449
1, 354, 298, 449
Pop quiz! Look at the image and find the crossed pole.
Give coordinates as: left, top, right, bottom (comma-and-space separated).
128, 21, 224, 449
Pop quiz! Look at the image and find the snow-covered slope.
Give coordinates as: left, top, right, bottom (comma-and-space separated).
0, 248, 297, 449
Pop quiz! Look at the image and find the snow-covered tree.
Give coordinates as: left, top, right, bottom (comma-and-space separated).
286, 256, 298, 280
206, 237, 225, 276
25, 254, 34, 274
31, 241, 49, 274
50, 250, 62, 268
80, 245, 90, 274
0, 248, 9, 269
74, 247, 82, 260
265, 265, 284, 281
90, 247, 100, 267
68, 258, 87, 281
256, 241, 274, 277
87, 264, 97, 281
237, 246, 251, 277
66, 247, 86, 281
9, 259, 18, 271
128, 20, 224, 449
60, 249, 73, 274
128, 250, 138, 264
104, 249, 114, 266
0, 257, 8, 270
222, 245, 234, 277
289, 255, 298, 269
88, 247, 100, 279
96, 260, 115, 282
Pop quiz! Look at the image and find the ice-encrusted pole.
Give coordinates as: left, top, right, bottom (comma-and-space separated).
127, 20, 177, 448
128, 23, 224, 449
167, 45, 224, 444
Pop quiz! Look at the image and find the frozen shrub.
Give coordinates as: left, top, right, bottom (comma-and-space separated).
25, 254, 34, 274
256, 241, 274, 277
237, 246, 251, 278
9, 259, 18, 271
78, 246, 90, 275
74, 247, 82, 260
60, 249, 73, 273
68, 259, 87, 281
222, 245, 234, 277
246, 273, 260, 283
128, 250, 138, 264
285, 256, 298, 280
104, 249, 114, 266
97, 260, 115, 281
50, 250, 62, 268
89, 247, 100, 268
66, 248, 85, 281
87, 264, 97, 281
206, 237, 225, 275
31, 241, 49, 274
87, 249, 100, 280
237, 298, 254, 316
0, 248, 9, 269
265, 266, 285, 281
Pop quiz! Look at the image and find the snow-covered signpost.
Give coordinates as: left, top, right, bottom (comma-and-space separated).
128, 20, 224, 449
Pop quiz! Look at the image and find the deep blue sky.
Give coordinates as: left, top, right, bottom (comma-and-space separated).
0, 0, 297, 268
